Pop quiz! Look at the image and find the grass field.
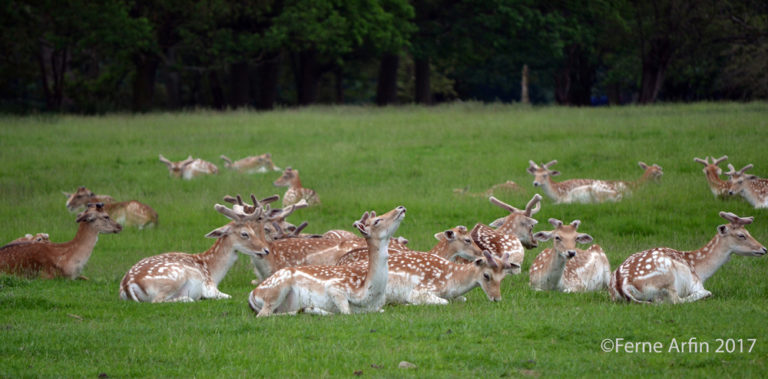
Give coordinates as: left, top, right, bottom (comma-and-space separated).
1, 102, 767, 377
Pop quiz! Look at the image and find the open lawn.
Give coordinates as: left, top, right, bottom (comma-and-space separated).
1, 102, 767, 377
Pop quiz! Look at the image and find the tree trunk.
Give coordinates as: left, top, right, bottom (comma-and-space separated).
208, 70, 225, 110
132, 53, 158, 112
638, 38, 673, 104
161, 47, 181, 109
414, 57, 432, 104
229, 61, 250, 108
334, 67, 344, 104
520, 64, 530, 104
257, 55, 280, 110
38, 43, 68, 111
295, 49, 319, 106
376, 53, 399, 106
554, 66, 570, 105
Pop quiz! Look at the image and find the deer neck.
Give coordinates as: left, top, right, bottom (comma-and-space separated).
290, 176, 303, 190
681, 235, 732, 283
362, 236, 390, 296
427, 240, 454, 260
439, 263, 483, 299
56, 222, 101, 278
198, 238, 239, 285
704, 168, 729, 193
541, 249, 568, 290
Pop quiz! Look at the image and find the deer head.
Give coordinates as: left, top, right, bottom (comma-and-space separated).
726, 164, 757, 196
694, 155, 727, 175
488, 194, 541, 248
638, 161, 663, 182
434, 225, 483, 260
64, 186, 96, 212
159, 154, 195, 178
353, 206, 407, 241
717, 211, 766, 257
473, 251, 516, 302
76, 203, 122, 234
533, 218, 593, 260
206, 202, 271, 257
527, 160, 559, 187
273, 167, 297, 187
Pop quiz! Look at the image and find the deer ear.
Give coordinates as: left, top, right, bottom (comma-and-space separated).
717, 224, 728, 236
489, 217, 505, 228
62, 191, 71, 197
353, 221, 369, 237
533, 231, 553, 242
206, 225, 231, 238
474, 257, 486, 267
444, 230, 456, 240
526, 166, 537, 174
576, 233, 593, 244
550, 170, 561, 176
638, 161, 649, 169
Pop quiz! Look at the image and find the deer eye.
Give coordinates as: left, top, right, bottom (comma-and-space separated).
483, 273, 491, 281
554, 236, 561, 242
241, 231, 250, 239
738, 234, 746, 240
464, 238, 472, 244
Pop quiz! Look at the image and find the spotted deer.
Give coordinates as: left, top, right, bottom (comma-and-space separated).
159, 154, 218, 180
119, 203, 271, 303
273, 167, 320, 207
220, 153, 281, 173
609, 212, 766, 304
64, 186, 158, 229
470, 224, 524, 274
726, 164, 768, 208
487, 194, 542, 249
347, 250, 515, 305
248, 206, 406, 316
322, 229, 359, 240
694, 155, 731, 197
5, 233, 50, 246
0, 203, 122, 279
529, 218, 609, 292
63, 187, 114, 208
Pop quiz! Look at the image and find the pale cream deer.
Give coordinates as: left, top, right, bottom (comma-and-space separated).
529, 218, 609, 292
609, 212, 766, 304
0, 203, 122, 279
64, 186, 158, 229
248, 206, 406, 316
487, 194, 542, 249
159, 154, 218, 180
220, 153, 281, 173
726, 164, 768, 208
119, 203, 271, 303
273, 166, 320, 207
694, 155, 731, 197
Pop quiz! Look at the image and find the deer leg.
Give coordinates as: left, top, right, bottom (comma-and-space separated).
408, 290, 449, 305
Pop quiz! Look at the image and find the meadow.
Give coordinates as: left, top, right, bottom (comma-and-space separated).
0, 102, 767, 377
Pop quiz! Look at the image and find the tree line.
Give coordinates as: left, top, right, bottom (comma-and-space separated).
1, 0, 766, 113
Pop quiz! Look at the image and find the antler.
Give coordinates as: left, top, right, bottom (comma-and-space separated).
694, 157, 709, 166
712, 155, 728, 165
158, 154, 173, 166
489, 196, 520, 213
483, 250, 498, 268
719, 211, 754, 226
525, 194, 542, 216
543, 160, 558, 169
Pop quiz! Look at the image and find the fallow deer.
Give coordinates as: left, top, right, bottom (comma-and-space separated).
248, 206, 406, 316
453, 180, 520, 198
470, 224, 524, 274
726, 164, 768, 208
335, 225, 483, 265
5, 233, 50, 246
119, 203, 271, 303
63, 187, 114, 208
220, 153, 281, 173
322, 229, 359, 240
159, 154, 218, 180
529, 218, 609, 292
0, 203, 122, 279
347, 250, 515, 305
694, 155, 731, 197
273, 167, 320, 207
64, 186, 158, 229
609, 212, 766, 304
487, 194, 542, 249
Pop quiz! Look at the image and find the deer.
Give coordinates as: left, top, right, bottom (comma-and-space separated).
64, 186, 158, 229
487, 194, 542, 249
453, 180, 520, 198
220, 153, 281, 173
345, 250, 516, 305
335, 225, 483, 265
62, 187, 114, 207
5, 233, 50, 246
726, 164, 768, 208
694, 155, 731, 197
0, 203, 122, 279
273, 166, 320, 207
158, 154, 218, 180
119, 202, 271, 303
248, 206, 406, 316
529, 218, 609, 292
609, 212, 766, 304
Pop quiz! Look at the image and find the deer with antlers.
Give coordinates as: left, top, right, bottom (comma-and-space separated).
694, 155, 731, 198
726, 164, 768, 209
528, 160, 661, 204
529, 218, 609, 292
159, 154, 218, 180
64, 186, 158, 229
609, 212, 766, 304
119, 203, 271, 303
220, 153, 281, 173
0, 203, 122, 279
273, 167, 320, 207
248, 206, 406, 316
487, 194, 542, 249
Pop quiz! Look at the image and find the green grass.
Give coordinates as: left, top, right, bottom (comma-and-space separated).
1, 102, 767, 377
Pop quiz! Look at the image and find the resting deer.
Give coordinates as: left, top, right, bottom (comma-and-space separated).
248, 206, 406, 316
529, 219, 609, 292
119, 203, 271, 303
0, 203, 122, 279
487, 194, 542, 249
220, 153, 281, 173
609, 212, 766, 304
63, 187, 113, 208
694, 155, 731, 197
64, 186, 158, 229
159, 154, 218, 180
322, 229, 359, 240
726, 164, 768, 208
453, 180, 520, 198
336, 225, 483, 265
273, 167, 320, 207
5, 233, 50, 246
